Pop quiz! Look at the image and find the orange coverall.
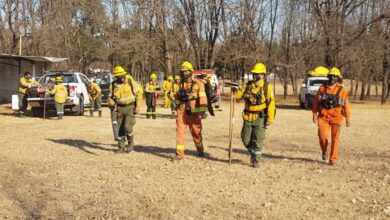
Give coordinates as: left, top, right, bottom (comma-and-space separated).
174, 78, 208, 158
313, 82, 351, 164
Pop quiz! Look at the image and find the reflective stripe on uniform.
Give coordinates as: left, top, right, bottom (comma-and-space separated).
118, 96, 135, 103
191, 107, 208, 113
198, 92, 206, 97
176, 144, 185, 150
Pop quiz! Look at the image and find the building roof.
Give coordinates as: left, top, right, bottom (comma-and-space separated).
0, 53, 67, 63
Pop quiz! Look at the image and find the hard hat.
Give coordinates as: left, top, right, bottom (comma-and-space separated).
314, 66, 329, 75
113, 66, 127, 77
328, 67, 342, 77
250, 63, 267, 74
174, 75, 181, 80
56, 76, 63, 82
180, 61, 194, 72
150, 73, 158, 79
167, 76, 173, 81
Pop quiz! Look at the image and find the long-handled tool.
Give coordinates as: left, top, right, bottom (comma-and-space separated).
43, 92, 47, 120
226, 82, 239, 164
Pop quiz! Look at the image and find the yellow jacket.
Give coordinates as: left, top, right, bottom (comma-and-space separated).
144, 82, 160, 93
19, 77, 40, 94
171, 83, 181, 105
87, 82, 102, 99
236, 80, 275, 122
109, 78, 142, 107
48, 84, 68, 104
162, 80, 172, 93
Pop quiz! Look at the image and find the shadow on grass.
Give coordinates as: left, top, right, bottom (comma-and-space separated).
208, 145, 319, 163
134, 145, 242, 163
46, 139, 116, 155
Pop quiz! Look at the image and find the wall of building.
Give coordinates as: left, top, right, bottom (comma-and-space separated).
0, 59, 47, 103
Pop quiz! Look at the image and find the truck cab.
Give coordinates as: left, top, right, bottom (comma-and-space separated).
299, 76, 329, 109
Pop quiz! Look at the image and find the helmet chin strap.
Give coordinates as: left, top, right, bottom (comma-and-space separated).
328, 76, 338, 86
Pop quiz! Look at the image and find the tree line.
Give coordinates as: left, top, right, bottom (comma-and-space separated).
0, 0, 389, 103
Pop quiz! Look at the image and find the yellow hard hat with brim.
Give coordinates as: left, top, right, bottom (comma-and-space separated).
328, 67, 342, 77
250, 63, 267, 74
180, 61, 194, 72
113, 66, 127, 77
150, 73, 158, 79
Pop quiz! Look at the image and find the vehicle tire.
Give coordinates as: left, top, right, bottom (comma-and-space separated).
75, 95, 84, 116
304, 96, 312, 110
299, 96, 305, 109
31, 107, 44, 117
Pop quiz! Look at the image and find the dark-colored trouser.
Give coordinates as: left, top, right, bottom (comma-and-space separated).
18, 93, 28, 112
90, 94, 102, 111
117, 104, 136, 148
241, 117, 266, 158
145, 93, 156, 117
55, 102, 65, 116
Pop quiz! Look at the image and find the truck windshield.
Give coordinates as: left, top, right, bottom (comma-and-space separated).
95, 73, 111, 85
40, 74, 77, 84
309, 79, 328, 86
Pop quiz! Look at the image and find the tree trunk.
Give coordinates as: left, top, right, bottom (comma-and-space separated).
354, 79, 359, 100
349, 78, 354, 95
366, 76, 371, 98
360, 80, 366, 100
382, 50, 389, 104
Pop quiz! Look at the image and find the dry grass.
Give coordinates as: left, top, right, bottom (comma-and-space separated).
0, 96, 389, 219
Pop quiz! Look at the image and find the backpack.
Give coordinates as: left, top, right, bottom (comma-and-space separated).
320, 86, 343, 109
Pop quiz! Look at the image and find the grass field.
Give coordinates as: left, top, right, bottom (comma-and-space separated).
0, 93, 389, 219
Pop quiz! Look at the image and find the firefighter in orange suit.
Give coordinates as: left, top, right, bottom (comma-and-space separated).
313, 67, 351, 166
174, 61, 208, 159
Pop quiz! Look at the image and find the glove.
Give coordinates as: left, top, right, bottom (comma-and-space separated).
133, 106, 140, 114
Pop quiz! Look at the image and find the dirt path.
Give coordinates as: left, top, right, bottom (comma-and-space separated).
0, 101, 389, 219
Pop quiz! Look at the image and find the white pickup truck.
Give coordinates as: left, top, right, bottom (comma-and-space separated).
299, 76, 329, 109
27, 71, 91, 116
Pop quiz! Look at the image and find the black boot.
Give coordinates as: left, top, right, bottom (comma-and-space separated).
98, 110, 102, 117
250, 155, 260, 168
152, 114, 156, 119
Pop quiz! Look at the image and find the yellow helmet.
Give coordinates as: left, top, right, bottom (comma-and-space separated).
328, 67, 342, 77
174, 75, 181, 80
167, 76, 173, 81
113, 66, 127, 77
250, 63, 267, 74
56, 76, 63, 82
180, 61, 194, 72
150, 73, 158, 79
314, 66, 329, 75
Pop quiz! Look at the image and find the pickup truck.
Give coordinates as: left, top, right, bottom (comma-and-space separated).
92, 72, 113, 104
27, 71, 91, 116
299, 76, 329, 109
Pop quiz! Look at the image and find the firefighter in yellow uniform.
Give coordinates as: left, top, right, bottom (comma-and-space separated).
87, 81, 102, 117
18, 71, 40, 116
144, 73, 160, 119
47, 76, 68, 120
109, 66, 142, 153
174, 61, 208, 159
162, 76, 173, 108
235, 63, 276, 168
170, 75, 181, 118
